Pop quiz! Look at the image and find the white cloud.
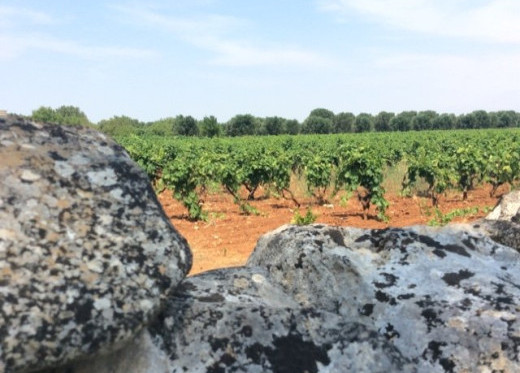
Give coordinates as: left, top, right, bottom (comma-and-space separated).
0, 5, 156, 61
0, 5, 54, 28
113, 5, 336, 68
318, 0, 520, 44
0, 33, 157, 61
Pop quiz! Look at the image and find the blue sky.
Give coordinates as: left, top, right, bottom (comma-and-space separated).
1, 0, 519, 123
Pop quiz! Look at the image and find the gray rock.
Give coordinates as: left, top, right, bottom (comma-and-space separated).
486, 190, 520, 222
467, 190, 520, 251
147, 267, 414, 373
248, 224, 520, 372
0, 117, 191, 373
43, 330, 171, 373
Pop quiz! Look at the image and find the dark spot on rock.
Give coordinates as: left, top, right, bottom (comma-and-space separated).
246, 343, 266, 365
38, 228, 47, 239
73, 298, 93, 324
374, 273, 398, 289
440, 358, 456, 372
418, 235, 441, 248
444, 244, 470, 257
432, 249, 447, 258
423, 340, 446, 362
359, 303, 374, 316
209, 337, 229, 352
269, 334, 330, 373
402, 238, 414, 245
492, 352, 500, 359
462, 238, 476, 251
442, 270, 475, 287
375, 290, 396, 305
397, 293, 415, 300
197, 293, 225, 303
421, 308, 443, 332
295, 253, 306, 269
48, 150, 67, 161
381, 323, 400, 340
327, 229, 345, 247
355, 234, 371, 243
240, 325, 253, 338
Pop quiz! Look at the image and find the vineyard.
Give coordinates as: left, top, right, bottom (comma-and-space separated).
118, 128, 520, 222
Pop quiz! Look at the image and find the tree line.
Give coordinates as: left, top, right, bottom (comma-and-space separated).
30, 106, 520, 137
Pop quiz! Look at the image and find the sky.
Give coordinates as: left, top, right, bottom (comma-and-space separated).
1, 0, 519, 123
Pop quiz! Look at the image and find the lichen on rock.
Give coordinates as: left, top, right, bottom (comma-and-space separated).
0, 116, 191, 373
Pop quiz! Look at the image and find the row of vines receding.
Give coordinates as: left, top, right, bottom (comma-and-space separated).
118, 128, 520, 222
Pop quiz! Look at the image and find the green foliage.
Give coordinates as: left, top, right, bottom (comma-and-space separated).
147, 118, 175, 136
98, 116, 142, 137
354, 113, 373, 133
199, 116, 221, 137
292, 208, 318, 225
374, 112, 394, 132
334, 112, 355, 133
226, 114, 257, 136
284, 119, 300, 135
174, 115, 199, 136
32, 105, 90, 126
264, 116, 285, 135
427, 207, 481, 226
117, 128, 520, 222
302, 115, 333, 134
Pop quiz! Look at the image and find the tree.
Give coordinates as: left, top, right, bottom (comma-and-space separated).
264, 116, 285, 135
496, 111, 518, 128
55, 105, 90, 126
412, 111, 437, 131
174, 115, 199, 136
374, 112, 394, 132
32, 106, 58, 123
147, 118, 175, 136
390, 111, 416, 131
308, 108, 334, 120
199, 116, 221, 137
31, 105, 90, 126
470, 110, 490, 128
302, 115, 333, 134
354, 113, 373, 133
226, 114, 256, 136
333, 112, 355, 133
284, 119, 300, 135
432, 114, 456, 130
98, 116, 142, 137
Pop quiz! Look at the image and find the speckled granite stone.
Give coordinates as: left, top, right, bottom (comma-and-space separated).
0, 116, 191, 373
147, 267, 413, 373
247, 224, 520, 372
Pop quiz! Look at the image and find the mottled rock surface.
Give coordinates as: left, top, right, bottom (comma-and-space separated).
486, 190, 520, 222
474, 191, 520, 251
148, 267, 413, 373
247, 224, 520, 372
0, 116, 191, 373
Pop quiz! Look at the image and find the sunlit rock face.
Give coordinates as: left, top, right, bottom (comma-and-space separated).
245, 223, 520, 372
0, 116, 191, 373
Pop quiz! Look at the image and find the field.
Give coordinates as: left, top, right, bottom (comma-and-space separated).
117, 128, 520, 275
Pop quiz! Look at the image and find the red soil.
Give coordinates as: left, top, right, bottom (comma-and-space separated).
158, 185, 509, 276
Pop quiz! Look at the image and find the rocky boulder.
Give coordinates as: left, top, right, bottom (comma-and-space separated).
246, 224, 520, 372
0, 116, 191, 373
467, 190, 520, 251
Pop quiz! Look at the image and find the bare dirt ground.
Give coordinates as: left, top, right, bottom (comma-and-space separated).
158, 184, 509, 276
